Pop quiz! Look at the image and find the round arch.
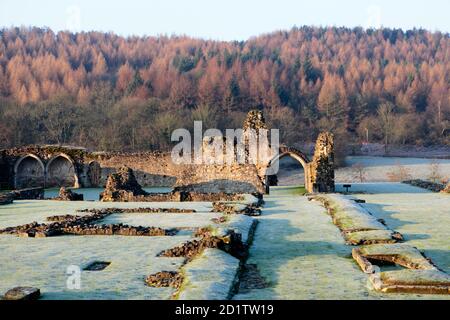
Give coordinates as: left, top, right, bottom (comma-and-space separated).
265, 146, 311, 192
14, 154, 45, 189
46, 153, 79, 188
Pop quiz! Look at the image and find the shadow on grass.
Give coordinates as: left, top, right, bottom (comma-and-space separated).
237, 193, 357, 299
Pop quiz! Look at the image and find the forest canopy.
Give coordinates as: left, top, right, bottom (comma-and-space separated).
0, 26, 448, 151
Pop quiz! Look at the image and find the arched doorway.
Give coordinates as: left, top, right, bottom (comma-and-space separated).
272, 155, 306, 186
14, 154, 45, 189
46, 154, 79, 188
265, 147, 311, 193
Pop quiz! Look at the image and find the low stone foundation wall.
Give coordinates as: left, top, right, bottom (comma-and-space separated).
10, 187, 44, 200
403, 179, 446, 193
0, 193, 13, 205
0, 209, 176, 238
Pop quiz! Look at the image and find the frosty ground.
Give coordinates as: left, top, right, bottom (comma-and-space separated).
277, 156, 450, 186
0, 182, 449, 299
235, 184, 449, 300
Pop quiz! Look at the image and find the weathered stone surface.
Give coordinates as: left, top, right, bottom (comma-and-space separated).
370, 269, 450, 294
100, 166, 149, 201
243, 110, 268, 131
309, 132, 335, 192
158, 230, 248, 261
10, 187, 44, 200
211, 201, 261, 216
53, 187, 84, 201
344, 229, 403, 245
177, 249, 240, 300
78, 207, 195, 214
312, 194, 389, 233
3, 287, 40, 300
145, 271, 183, 289
99, 166, 250, 202
353, 243, 436, 270
0, 192, 13, 205
403, 179, 446, 193
1, 209, 176, 237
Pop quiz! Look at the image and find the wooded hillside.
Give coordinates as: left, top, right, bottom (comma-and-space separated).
0, 26, 448, 150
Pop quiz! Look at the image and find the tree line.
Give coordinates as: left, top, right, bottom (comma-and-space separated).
0, 26, 448, 151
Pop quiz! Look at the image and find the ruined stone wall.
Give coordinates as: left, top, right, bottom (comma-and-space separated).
309, 132, 335, 192
175, 163, 264, 193
0, 152, 10, 189
0, 146, 265, 193
95, 152, 264, 193
93, 152, 177, 187
0, 111, 334, 194
0, 146, 85, 189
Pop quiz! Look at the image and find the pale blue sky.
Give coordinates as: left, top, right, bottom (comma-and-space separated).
1, 0, 449, 40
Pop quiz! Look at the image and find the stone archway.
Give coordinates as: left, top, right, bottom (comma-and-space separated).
265, 146, 311, 193
14, 154, 45, 189
46, 154, 79, 188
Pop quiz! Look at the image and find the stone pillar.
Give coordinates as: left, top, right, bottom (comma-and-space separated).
242, 110, 277, 191
309, 132, 335, 193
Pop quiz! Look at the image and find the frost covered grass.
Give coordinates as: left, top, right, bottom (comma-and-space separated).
337, 156, 450, 183
0, 198, 234, 300
234, 187, 370, 300
178, 249, 240, 300
98, 212, 222, 230
0, 198, 213, 229
348, 183, 450, 274
234, 186, 449, 300
323, 194, 387, 232
0, 234, 189, 299
0, 194, 260, 300
44, 187, 172, 201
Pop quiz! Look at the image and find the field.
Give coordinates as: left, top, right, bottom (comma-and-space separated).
278, 156, 450, 185
0, 156, 449, 300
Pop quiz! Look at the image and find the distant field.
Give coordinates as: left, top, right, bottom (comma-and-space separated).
337, 156, 450, 183
275, 156, 450, 186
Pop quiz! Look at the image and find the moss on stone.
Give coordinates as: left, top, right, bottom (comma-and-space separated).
344, 229, 398, 245
358, 243, 436, 270
379, 269, 450, 286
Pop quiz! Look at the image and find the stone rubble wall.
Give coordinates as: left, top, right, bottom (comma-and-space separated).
309, 132, 335, 192
95, 152, 265, 193
0, 111, 334, 194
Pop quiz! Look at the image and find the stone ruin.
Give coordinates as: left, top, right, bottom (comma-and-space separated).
0, 110, 336, 195
99, 165, 248, 202
308, 132, 335, 193
54, 187, 84, 201
99, 166, 149, 201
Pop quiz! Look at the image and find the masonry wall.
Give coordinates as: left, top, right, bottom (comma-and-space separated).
94, 152, 177, 187
95, 152, 265, 193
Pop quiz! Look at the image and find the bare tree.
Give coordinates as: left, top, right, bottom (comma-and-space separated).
377, 102, 395, 154
386, 163, 412, 182
427, 160, 442, 183
351, 162, 367, 182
